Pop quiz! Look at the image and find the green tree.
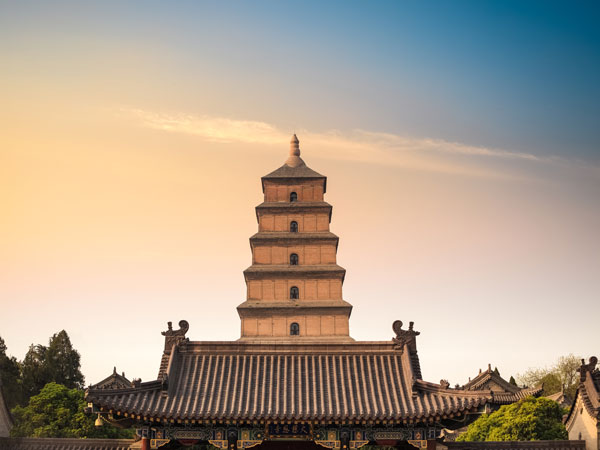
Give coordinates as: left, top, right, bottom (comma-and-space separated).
518, 354, 581, 401
456, 397, 568, 442
45, 330, 84, 389
0, 336, 23, 409
20, 344, 50, 401
20, 330, 85, 402
10, 382, 133, 438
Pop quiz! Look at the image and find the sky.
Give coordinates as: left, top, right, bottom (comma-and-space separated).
1, 1, 599, 388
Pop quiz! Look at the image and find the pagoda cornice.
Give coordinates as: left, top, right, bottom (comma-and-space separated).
255, 201, 332, 221
237, 299, 353, 316
249, 231, 339, 247
243, 264, 346, 281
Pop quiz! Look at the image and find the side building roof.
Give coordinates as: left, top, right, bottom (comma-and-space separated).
565, 356, 600, 427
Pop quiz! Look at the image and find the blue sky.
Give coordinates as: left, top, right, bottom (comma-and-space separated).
3, 0, 599, 158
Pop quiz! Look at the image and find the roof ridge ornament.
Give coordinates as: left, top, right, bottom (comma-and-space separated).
161, 320, 189, 352
578, 356, 598, 381
392, 320, 420, 353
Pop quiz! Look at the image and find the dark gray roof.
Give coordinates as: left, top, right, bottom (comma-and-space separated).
490, 386, 544, 404
90, 367, 132, 390
86, 341, 491, 424
461, 367, 521, 393
86, 321, 544, 426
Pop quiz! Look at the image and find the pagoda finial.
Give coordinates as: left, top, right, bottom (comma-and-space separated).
290, 134, 300, 156
285, 134, 304, 168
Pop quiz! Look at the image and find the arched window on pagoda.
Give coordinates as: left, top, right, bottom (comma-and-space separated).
290, 221, 298, 232
290, 192, 298, 202
290, 286, 299, 299
290, 253, 299, 265
290, 322, 300, 336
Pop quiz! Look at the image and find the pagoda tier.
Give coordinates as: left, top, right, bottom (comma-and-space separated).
237, 135, 352, 341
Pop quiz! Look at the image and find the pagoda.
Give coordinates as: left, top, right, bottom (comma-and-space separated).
238, 134, 351, 341
86, 136, 541, 450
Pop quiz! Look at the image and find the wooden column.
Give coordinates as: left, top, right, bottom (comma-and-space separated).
141, 437, 150, 450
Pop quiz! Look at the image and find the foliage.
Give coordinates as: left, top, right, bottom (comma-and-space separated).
45, 330, 85, 389
518, 354, 581, 401
10, 382, 134, 438
0, 336, 23, 409
20, 330, 85, 402
456, 397, 568, 442
21, 344, 51, 401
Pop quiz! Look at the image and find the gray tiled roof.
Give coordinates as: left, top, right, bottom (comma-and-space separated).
462, 368, 522, 393
87, 341, 500, 424
491, 386, 544, 404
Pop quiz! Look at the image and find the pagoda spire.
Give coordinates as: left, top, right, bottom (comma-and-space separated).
285, 134, 304, 168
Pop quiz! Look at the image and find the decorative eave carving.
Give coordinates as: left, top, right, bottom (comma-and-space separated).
392, 320, 420, 353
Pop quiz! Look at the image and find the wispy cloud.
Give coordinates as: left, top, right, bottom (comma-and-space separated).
121, 108, 591, 179
126, 109, 289, 145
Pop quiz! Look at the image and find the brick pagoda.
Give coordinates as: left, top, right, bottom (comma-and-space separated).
238, 134, 351, 341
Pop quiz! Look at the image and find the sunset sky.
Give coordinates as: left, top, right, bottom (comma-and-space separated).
1, 1, 599, 387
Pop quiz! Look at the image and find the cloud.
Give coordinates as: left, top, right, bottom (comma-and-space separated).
126, 109, 288, 145
121, 108, 594, 180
